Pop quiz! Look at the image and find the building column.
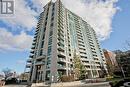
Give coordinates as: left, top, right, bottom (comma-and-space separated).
31, 65, 36, 82
90, 70, 94, 78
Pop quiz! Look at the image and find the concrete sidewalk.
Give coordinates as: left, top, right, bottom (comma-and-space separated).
50, 81, 111, 87
31, 81, 111, 87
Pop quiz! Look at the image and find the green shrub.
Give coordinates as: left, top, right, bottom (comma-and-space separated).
61, 75, 75, 82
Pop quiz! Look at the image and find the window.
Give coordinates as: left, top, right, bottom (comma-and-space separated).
41, 41, 44, 48
52, 7, 55, 11
51, 17, 54, 21
49, 30, 53, 36
45, 71, 50, 80
39, 50, 43, 56
52, 12, 54, 16
47, 60, 51, 65
48, 37, 52, 45
47, 56, 51, 60
45, 22, 47, 26
46, 17, 48, 20
44, 27, 46, 32
46, 64, 51, 69
52, 4, 55, 11
42, 34, 45, 40
47, 46, 52, 56
50, 23, 53, 27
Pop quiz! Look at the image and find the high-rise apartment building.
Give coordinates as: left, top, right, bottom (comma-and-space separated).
25, 0, 107, 82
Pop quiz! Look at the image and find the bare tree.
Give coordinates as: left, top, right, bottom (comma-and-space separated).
126, 40, 130, 48
2, 68, 12, 80
124, 40, 130, 50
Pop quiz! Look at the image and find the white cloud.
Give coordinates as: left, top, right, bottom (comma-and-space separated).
31, 0, 49, 13
0, 0, 119, 51
16, 60, 26, 64
30, 0, 119, 40
61, 0, 119, 40
0, 28, 33, 51
0, 0, 38, 31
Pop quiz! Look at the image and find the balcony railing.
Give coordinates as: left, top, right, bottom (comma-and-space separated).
83, 63, 90, 66
33, 39, 37, 42
26, 63, 32, 68
35, 61, 45, 65
30, 50, 35, 54
58, 51, 65, 57
29, 55, 34, 58
32, 42, 36, 45
36, 55, 46, 60
58, 65, 66, 70
57, 46, 64, 51
27, 58, 32, 63
34, 35, 38, 38
58, 58, 66, 62
31, 46, 35, 49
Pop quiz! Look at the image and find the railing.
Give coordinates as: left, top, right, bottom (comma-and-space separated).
36, 55, 46, 59
27, 58, 32, 63
58, 58, 66, 62
35, 61, 45, 65
58, 51, 65, 56
26, 63, 32, 68
58, 65, 66, 69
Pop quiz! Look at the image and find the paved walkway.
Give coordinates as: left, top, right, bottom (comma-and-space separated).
50, 81, 110, 87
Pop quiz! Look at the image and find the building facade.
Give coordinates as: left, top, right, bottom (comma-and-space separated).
103, 49, 118, 75
114, 50, 130, 77
25, 0, 107, 82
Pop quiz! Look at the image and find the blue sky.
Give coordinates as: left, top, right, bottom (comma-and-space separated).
0, 0, 130, 73
101, 0, 130, 51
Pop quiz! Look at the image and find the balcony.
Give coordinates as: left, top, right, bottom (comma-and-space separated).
94, 57, 99, 60
27, 58, 32, 63
57, 46, 64, 52
33, 39, 37, 42
80, 53, 87, 57
95, 63, 100, 66
32, 42, 36, 45
31, 46, 35, 49
35, 32, 38, 35
34, 35, 37, 38
30, 50, 34, 54
58, 65, 66, 70
58, 58, 66, 63
58, 51, 65, 57
36, 55, 46, 60
81, 58, 89, 62
36, 29, 39, 32
26, 63, 32, 68
58, 39, 64, 45
25, 71, 30, 73
83, 63, 90, 66
29, 55, 34, 58
35, 61, 45, 65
